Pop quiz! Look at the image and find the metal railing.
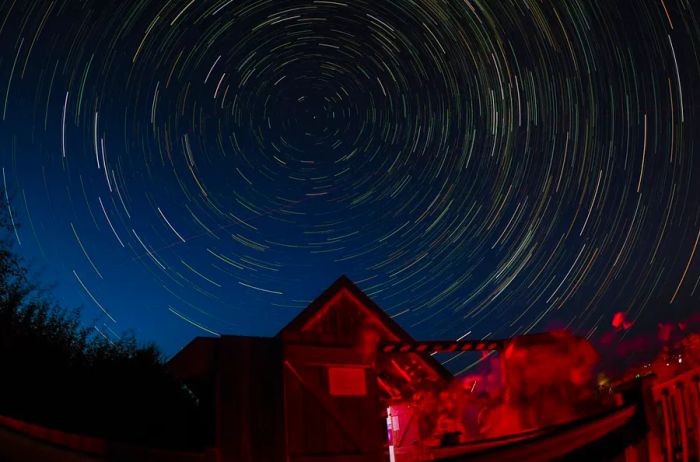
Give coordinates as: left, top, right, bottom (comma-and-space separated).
651, 366, 700, 462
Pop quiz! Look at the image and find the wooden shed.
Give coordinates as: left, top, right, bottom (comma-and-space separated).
168, 276, 451, 462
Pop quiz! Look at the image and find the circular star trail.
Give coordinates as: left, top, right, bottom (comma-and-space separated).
0, 0, 699, 359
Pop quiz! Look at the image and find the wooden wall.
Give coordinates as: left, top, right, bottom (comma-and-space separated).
216, 336, 286, 462
283, 345, 386, 462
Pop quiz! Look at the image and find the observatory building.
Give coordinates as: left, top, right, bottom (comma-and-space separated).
0, 276, 697, 462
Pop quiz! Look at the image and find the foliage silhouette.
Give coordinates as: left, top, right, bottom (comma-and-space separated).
0, 207, 208, 450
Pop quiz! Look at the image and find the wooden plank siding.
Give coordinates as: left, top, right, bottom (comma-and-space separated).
216, 337, 286, 462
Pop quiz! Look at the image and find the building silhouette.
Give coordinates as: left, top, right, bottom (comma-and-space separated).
0, 276, 697, 462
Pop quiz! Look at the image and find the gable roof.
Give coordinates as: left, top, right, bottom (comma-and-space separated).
277, 275, 414, 342
277, 275, 452, 379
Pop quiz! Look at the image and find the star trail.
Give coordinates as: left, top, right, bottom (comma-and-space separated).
0, 0, 698, 359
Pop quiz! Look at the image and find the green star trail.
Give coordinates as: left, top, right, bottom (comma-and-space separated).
0, 0, 698, 363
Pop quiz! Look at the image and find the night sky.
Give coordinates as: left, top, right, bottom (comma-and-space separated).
0, 0, 698, 364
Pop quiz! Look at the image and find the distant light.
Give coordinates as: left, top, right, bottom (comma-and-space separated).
678, 358, 682, 364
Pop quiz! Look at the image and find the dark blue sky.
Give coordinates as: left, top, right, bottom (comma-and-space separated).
1, 0, 699, 362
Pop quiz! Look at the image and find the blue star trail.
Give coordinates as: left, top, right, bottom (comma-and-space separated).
0, 0, 698, 358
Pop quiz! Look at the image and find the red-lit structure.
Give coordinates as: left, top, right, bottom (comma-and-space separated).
169, 275, 453, 462
0, 275, 697, 462
164, 276, 665, 462
651, 367, 700, 460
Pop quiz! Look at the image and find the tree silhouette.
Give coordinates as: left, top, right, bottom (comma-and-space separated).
0, 206, 208, 450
